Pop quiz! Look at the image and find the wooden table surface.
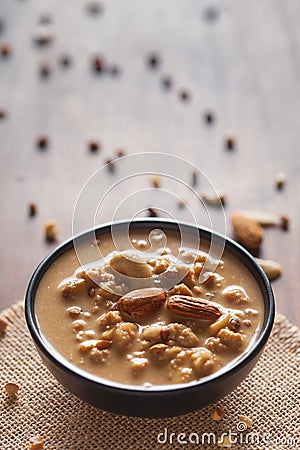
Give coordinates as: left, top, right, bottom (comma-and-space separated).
0, 0, 299, 326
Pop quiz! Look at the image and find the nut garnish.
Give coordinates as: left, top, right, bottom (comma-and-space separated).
231, 212, 263, 251
149, 343, 169, 356
211, 405, 225, 421
4, 382, 20, 396
109, 252, 152, 278
67, 306, 82, 317
115, 288, 167, 318
166, 295, 223, 321
228, 316, 241, 332
255, 258, 282, 281
0, 317, 8, 333
79, 339, 112, 352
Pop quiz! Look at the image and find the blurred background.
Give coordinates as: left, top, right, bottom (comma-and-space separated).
0, 0, 299, 324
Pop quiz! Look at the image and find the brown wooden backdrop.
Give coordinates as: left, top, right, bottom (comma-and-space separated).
0, 0, 299, 326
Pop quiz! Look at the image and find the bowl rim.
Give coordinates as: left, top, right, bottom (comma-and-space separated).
25, 218, 275, 395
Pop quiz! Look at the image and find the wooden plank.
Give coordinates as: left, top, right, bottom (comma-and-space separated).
0, 0, 299, 325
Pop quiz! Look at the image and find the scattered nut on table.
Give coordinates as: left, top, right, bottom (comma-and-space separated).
211, 405, 225, 421
255, 258, 282, 281
218, 435, 232, 448
4, 382, 20, 396
29, 435, 45, 450
239, 414, 253, 429
44, 221, 58, 242
0, 317, 8, 333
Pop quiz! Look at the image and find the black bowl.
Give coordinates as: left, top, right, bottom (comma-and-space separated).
25, 219, 275, 418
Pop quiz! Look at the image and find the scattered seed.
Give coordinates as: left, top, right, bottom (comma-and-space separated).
86, 0, 103, 15
0, 317, 8, 333
59, 54, 72, 68
225, 134, 236, 150
275, 172, 286, 190
33, 25, 54, 46
92, 55, 105, 73
0, 109, 7, 120
44, 221, 58, 242
36, 135, 49, 149
39, 63, 51, 78
211, 406, 225, 421
243, 319, 252, 327
178, 89, 191, 102
238, 414, 253, 429
192, 170, 198, 187
116, 149, 126, 158
28, 202, 37, 217
204, 111, 215, 125
88, 140, 101, 153
0, 43, 12, 58
39, 14, 52, 25
161, 75, 172, 90
280, 214, 289, 231
203, 6, 220, 23
148, 207, 159, 217
29, 435, 45, 450
151, 175, 160, 188
147, 52, 160, 69
200, 192, 226, 207
177, 198, 186, 209
4, 382, 20, 396
106, 158, 116, 173
109, 64, 121, 76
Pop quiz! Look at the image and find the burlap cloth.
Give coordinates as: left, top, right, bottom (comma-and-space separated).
0, 302, 299, 450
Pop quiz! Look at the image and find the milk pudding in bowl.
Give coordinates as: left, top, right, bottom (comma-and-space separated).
25, 219, 274, 417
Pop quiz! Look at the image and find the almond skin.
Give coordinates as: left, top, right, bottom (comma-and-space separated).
166, 295, 223, 321
231, 212, 263, 251
115, 288, 167, 318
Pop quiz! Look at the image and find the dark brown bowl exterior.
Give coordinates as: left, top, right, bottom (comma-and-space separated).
25, 219, 275, 418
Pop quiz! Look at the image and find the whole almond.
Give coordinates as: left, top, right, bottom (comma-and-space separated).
166, 295, 222, 321
256, 258, 282, 281
231, 212, 263, 251
116, 288, 167, 318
